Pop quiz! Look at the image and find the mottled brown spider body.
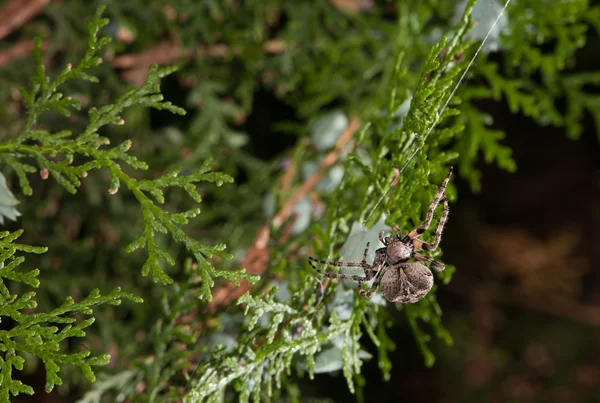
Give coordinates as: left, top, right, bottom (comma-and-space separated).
309, 166, 453, 304
383, 238, 413, 265
380, 262, 433, 303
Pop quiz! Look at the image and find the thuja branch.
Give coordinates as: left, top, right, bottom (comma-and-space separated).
0, 230, 143, 397
0, 6, 257, 298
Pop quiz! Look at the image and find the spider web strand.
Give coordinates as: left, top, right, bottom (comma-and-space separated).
362, 0, 512, 227
401, 0, 513, 173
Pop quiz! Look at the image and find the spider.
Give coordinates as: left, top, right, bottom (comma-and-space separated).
309, 166, 453, 304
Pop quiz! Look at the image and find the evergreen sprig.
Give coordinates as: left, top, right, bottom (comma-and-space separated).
456, 0, 600, 188
0, 6, 256, 296
187, 279, 366, 402
0, 229, 142, 398
125, 158, 257, 295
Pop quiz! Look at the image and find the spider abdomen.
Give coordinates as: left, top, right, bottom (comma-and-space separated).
380, 262, 433, 303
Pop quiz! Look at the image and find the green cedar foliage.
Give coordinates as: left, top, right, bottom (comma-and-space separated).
0, 229, 141, 398
0, 0, 599, 401
458, 0, 600, 189
0, 6, 254, 399
0, 7, 256, 292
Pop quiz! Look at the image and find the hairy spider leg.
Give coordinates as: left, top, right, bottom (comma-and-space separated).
391, 225, 402, 237
309, 240, 371, 267
309, 243, 389, 297
404, 165, 453, 243
308, 263, 372, 283
358, 260, 388, 299
309, 242, 377, 279
413, 252, 445, 271
413, 196, 449, 252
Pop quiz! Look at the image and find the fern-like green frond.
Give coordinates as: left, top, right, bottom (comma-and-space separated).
0, 6, 256, 297
0, 230, 142, 398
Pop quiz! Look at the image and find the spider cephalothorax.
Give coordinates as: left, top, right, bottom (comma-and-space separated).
309, 166, 453, 303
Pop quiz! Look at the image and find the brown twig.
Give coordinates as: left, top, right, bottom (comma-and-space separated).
279, 156, 300, 196
111, 38, 287, 85
0, 38, 48, 67
207, 225, 270, 312
110, 39, 184, 69
0, 0, 51, 40
272, 117, 360, 229
278, 213, 298, 246
206, 117, 361, 312
329, 0, 374, 14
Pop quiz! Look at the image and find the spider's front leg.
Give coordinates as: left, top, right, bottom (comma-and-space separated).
308, 242, 370, 271
309, 242, 375, 271
309, 242, 383, 284
309, 243, 370, 278
405, 166, 453, 242
308, 264, 371, 283
413, 196, 449, 252
361, 241, 371, 265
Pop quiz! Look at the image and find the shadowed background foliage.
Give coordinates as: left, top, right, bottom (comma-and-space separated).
0, 0, 599, 402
